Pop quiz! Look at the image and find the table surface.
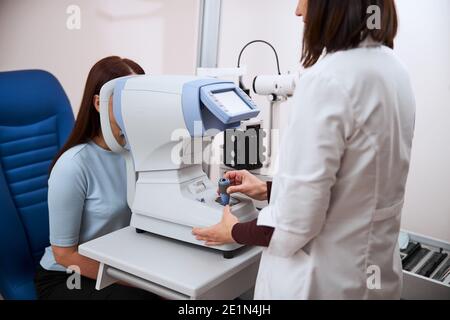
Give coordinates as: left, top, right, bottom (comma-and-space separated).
79, 226, 262, 297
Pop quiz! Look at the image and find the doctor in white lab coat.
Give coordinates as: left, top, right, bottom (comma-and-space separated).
193, 0, 416, 299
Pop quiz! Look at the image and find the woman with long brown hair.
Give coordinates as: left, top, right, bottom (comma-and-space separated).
35, 56, 157, 300
194, 0, 416, 299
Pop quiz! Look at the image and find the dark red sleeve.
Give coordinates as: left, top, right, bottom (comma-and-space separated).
231, 181, 274, 247
232, 219, 274, 247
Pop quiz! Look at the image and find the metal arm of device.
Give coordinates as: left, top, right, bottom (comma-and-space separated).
264, 96, 285, 168
253, 74, 296, 167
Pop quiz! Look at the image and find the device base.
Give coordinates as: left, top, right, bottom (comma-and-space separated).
134, 225, 239, 259
130, 213, 250, 258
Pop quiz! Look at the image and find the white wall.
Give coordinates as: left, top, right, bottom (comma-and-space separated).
0, 0, 200, 114
218, 0, 450, 242
395, 0, 450, 242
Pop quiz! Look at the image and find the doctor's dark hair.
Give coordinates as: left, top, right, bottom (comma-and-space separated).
49, 56, 145, 172
301, 0, 398, 68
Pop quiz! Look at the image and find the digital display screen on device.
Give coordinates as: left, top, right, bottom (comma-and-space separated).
213, 91, 250, 115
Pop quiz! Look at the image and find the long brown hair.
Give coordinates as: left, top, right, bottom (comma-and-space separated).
50, 56, 145, 172
301, 0, 398, 68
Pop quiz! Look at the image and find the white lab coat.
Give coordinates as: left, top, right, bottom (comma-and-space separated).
255, 40, 416, 300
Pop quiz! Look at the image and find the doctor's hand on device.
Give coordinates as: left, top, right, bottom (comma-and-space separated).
221, 170, 268, 201
192, 205, 237, 246
192, 170, 267, 245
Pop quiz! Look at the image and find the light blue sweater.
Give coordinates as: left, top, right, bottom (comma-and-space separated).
40, 141, 131, 271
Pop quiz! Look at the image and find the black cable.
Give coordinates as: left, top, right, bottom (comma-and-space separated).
237, 40, 281, 75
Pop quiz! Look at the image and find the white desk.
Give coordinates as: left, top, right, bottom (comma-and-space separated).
79, 227, 262, 300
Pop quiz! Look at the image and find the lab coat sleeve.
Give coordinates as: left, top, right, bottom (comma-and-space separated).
260, 73, 355, 258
